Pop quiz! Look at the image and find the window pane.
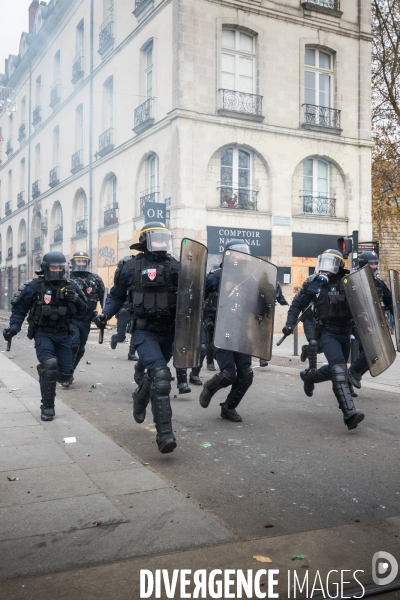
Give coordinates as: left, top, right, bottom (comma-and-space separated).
319, 74, 330, 107
222, 53, 235, 73
222, 29, 235, 49
222, 72, 235, 89
239, 32, 253, 53
221, 166, 233, 186
146, 46, 153, 68
305, 49, 315, 66
317, 160, 328, 195
221, 147, 233, 166
239, 57, 253, 93
147, 70, 153, 97
304, 71, 315, 104
222, 53, 235, 89
239, 168, 250, 187
303, 159, 313, 193
319, 51, 331, 70
238, 149, 250, 169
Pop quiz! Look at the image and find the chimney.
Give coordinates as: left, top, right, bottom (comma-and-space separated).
29, 1, 39, 34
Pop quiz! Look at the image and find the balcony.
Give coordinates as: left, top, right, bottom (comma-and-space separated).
301, 104, 342, 133
72, 51, 84, 84
133, 98, 154, 134
5, 138, 13, 155
98, 16, 114, 56
53, 225, 63, 243
7, 247, 13, 259
34, 236, 41, 251
140, 187, 160, 214
32, 104, 41, 126
302, 194, 336, 217
49, 166, 60, 188
96, 128, 114, 158
218, 89, 264, 122
32, 180, 41, 199
218, 186, 258, 211
50, 81, 61, 108
301, 0, 342, 16
20, 242, 26, 256
5, 201, 12, 216
103, 203, 119, 228
71, 149, 83, 174
18, 121, 26, 142
40, 220, 47, 234
76, 217, 88, 236
17, 192, 25, 208
133, 0, 154, 17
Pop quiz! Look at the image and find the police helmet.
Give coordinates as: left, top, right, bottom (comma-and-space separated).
71, 251, 91, 273
315, 249, 345, 275
41, 251, 68, 282
130, 221, 172, 255
359, 250, 379, 272
224, 238, 251, 255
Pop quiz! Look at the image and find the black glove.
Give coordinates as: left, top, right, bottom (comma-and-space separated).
282, 325, 293, 337
3, 327, 16, 342
278, 299, 289, 306
65, 289, 80, 304
94, 313, 108, 329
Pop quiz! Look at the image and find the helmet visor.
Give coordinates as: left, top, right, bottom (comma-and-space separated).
315, 254, 341, 275
228, 243, 251, 255
146, 229, 172, 254
46, 262, 68, 281
71, 259, 90, 272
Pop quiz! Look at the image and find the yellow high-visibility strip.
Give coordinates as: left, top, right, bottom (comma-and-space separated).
141, 226, 168, 234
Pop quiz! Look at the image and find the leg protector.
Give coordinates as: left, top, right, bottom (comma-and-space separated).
150, 366, 176, 454
176, 368, 191, 394
110, 334, 118, 350
307, 339, 318, 371
38, 358, 58, 421
134, 360, 146, 386
348, 352, 369, 390
190, 344, 206, 381
199, 370, 236, 408
206, 342, 216, 370
132, 374, 151, 423
331, 363, 364, 430
300, 367, 330, 397
128, 335, 138, 361
300, 345, 309, 363
220, 367, 253, 422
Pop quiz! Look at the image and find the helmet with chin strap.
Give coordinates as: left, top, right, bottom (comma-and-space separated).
224, 238, 251, 255
40, 251, 68, 282
359, 250, 379, 272
71, 251, 91, 273
130, 221, 172, 255
315, 249, 345, 276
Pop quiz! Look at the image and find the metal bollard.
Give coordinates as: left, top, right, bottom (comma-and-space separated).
293, 325, 299, 356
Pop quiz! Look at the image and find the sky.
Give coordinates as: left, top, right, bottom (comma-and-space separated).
0, 0, 31, 75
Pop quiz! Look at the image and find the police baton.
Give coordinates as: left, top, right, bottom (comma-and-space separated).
6, 339, 12, 352
98, 288, 108, 345
276, 302, 314, 346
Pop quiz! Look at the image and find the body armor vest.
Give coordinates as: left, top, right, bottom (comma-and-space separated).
313, 277, 352, 325
27, 279, 76, 336
72, 273, 99, 312
126, 254, 178, 330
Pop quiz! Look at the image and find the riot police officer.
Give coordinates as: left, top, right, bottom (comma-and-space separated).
348, 251, 393, 389
3, 252, 87, 421
283, 249, 364, 430
61, 251, 105, 388
94, 222, 179, 454
199, 239, 254, 422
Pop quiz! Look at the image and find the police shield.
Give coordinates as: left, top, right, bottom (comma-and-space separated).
342, 267, 396, 376
173, 239, 207, 369
389, 269, 400, 352
213, 250, 277, 360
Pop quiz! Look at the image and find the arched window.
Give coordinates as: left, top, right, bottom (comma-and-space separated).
6, 226, 13, 259
74, 189, 88, 236
304, 48, 336, 127
302, 158, 333, 215
219, 147, 256, 210
18, 219, 26, 256
52, 201, 63, 243
102, 174, 118, 227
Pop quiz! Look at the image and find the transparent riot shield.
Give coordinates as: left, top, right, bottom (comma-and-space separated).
389, 269, 400, 352
343, 266, 396, 376
213, 250, 277, 361
173, 239, 207, 369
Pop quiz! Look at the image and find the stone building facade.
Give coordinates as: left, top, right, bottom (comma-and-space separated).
0, 0, 372, 330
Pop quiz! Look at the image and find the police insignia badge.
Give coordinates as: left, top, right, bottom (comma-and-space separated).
147, 269, 157, 281
44, 293, 52, 304
86, 287, 92, 294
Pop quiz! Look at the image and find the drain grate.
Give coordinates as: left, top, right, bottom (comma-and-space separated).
268, 356, 304, 368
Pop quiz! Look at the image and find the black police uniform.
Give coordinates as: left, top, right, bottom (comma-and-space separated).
174, 328, 207, 392
101, 251, 179, 453
111, 299, 137, 360
6, 264, 87, 420
199, 268, 253, 422
285, 268, 364, 430
260, 283, 289, 367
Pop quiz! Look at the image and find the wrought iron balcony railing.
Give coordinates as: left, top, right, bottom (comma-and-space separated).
76, 217, 88, 236
72, 51, 84, 83
54, 225, 63, 243
103, 203, 119, 227
99, 16, 114, 55
50, 81, 61, 108
303, 0, 340, 9
18, 121, 26, 142
302, 104, 341, 129
134, 98, 154, 133
5, 201, 12, 216
49, 166, 60, 187
32, 180, 40, 199
17, 192, 25, 208
135, 0, 148, 6
40, 220, 47, 233
140, 187, 160, 214
8, 247, 12, 258
34, 236, 41, 251
219, 89, 263, 117
302, 194, 336, 217
32, 104, 41, 126
97, 128, 114, 158
218, 186, 258, 211
20, 242, 26, 255
71, 149, 83, 174
6, 138, 13, 155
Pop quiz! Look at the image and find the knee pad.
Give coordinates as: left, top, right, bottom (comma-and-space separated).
237, 367, 254, 386
41, 358, 58, 380
200, 344, 207, 359
330, 363, 347, 383
151, 366, 172, 395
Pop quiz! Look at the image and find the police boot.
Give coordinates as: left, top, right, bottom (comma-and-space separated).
207, 362, 216, 371
110, 334, 118, 350
150, 366, 176, 454
134, 359, 146, 386
220, 367, 254, 422
331, 364, 364, 430
199, 370, 236, 408
259, 359, 269, 367
300, 367, 330, 397
38, 359, 58, 422
300, 345, 309, 363
348, 353, 369, 390
189, 366, 202, 386
176, 369, 191, 394
132, 374, 151, 424
128, 335, 138, 361
348, 380, 358, 398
